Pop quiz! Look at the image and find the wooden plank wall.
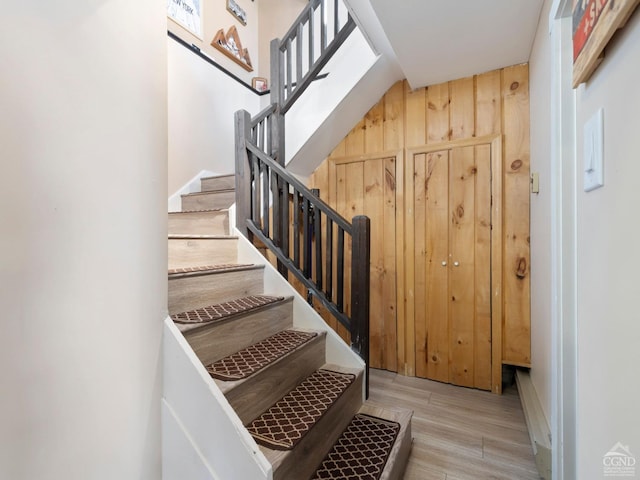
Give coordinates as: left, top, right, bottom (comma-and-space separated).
309, 64, 531, 375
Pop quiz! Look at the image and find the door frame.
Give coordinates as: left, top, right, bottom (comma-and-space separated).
549, 0, 578, 477
405, 134, 503, 393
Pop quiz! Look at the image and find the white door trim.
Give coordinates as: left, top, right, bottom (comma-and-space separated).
549, 1, 578, 478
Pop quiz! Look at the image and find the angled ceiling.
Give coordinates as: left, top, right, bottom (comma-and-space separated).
368, 0, 544, 89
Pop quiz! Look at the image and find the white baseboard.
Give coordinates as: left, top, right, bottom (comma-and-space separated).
515, 369, 552, 480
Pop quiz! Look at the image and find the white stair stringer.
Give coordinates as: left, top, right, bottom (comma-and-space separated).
163, 318, 272, 480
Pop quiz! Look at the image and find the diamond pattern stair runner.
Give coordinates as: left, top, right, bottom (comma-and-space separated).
171, 295, 284, 324
168, 264, 253, 275
311, 414, 400, 480
207, 330, 318, 381
247, 369, 355, 450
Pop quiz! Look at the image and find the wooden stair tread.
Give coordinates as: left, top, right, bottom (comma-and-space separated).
168, 263, 261, 278
200, 174, 234, 181
171, 295, 286, 331
247, 368, 356, 450
206, 329, 318, 382
310, 413, 401, 480
181, 189, 235, 197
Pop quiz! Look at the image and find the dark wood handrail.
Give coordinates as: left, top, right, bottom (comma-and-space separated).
245, 143, 352, 233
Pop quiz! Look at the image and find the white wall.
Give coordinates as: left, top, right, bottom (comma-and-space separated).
528, 0, 554, 425
531, 3, 640, 478
573, 9, 640, 478
258, 0, 308, 81
0, 1, 167, 479
168, 38, 260, 197
285, 0, 404, 177
285, 28, 378, 175
168, 0, 260, 84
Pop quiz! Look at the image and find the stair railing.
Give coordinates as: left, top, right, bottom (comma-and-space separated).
234, 0, 369, 392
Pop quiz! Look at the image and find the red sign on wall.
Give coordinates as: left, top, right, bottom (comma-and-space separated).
573, 0, 611, 61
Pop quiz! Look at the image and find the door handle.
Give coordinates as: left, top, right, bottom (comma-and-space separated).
441, 261, 447, 266
453, 261, 460, 267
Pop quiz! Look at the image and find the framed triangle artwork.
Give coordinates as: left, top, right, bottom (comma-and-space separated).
211, 26, 253, 72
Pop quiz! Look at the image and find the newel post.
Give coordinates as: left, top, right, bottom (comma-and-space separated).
235, 109, 252, 237
269, 38, 285, 165
350, 215, 370, 397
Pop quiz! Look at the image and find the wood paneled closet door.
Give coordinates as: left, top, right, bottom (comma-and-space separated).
333, 156, 397, 372
414, 145, 492, 390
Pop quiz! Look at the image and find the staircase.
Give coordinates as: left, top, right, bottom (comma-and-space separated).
165, 174, 412, 479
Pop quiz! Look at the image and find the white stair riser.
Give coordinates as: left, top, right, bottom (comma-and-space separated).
168, 238, 237, 269
222, 333, 326, 425
184, 300, 293, 366
168, 211, 229, 236
182, 190, 235, 211
201, 175, 235, 192
169, 268, 264, 315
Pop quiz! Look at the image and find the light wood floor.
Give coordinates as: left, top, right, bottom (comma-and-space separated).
368, 369, 541, 480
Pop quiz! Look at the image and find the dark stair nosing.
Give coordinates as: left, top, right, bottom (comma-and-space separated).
310, 413, 401, 480
206, 329, 318, 381
168, 263, 262, 279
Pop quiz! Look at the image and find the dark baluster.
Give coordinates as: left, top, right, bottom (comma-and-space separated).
258, 120, 265, 152
350, 215, 370, 398
334, 0, 339, 36
271, 171, 280, 248
296, 23, 303, 86
308, 8, 314, 65
293, 191, 300, 268
320, 0, 327, 52
286, 38, 293, 98
261, 161, 269, 237
281, 180, 290, 260
251, 155, 260, 227
267, 114, 273, 158
325, 218, 333, 301
303, 197, 312, 277
337, 227, 344, 312
313, 189, 322, 290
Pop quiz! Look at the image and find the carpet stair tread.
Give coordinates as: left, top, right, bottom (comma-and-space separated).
168, 263, 261, 278
311, 413, 401, 480
214, 329, 326, 425
247, 368, 356, 451
207, 329, 318, 381
171, 295, 285, 328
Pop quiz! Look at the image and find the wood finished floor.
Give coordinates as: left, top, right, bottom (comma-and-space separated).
368, 369, 541, 480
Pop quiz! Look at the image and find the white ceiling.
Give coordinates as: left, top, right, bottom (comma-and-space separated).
367, 0, 544, 89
